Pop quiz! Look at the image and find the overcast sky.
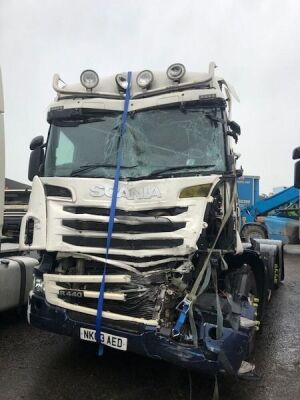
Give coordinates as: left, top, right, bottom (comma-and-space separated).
0, 0, 299, 193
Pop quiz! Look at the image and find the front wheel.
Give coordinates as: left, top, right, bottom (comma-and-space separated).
242, 224, 267, 242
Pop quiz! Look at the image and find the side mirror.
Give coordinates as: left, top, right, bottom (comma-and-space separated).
292, 146, 300, 160
294, 160, 300, 189
293, 147, 300, 189
227, 121, 241, 143
228, 121, 241, 135
28, 136, 44, 181
30, 135, 44, 151
236, 167, 243, 178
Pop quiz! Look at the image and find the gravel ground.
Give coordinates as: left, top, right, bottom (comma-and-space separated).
0, 254, 299, 400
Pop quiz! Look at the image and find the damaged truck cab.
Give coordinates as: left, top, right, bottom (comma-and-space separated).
21, 63, 283, 374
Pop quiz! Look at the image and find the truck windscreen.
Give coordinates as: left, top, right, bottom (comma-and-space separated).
44, 104, 226, 180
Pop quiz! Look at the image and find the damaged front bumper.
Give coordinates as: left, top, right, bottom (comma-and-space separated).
28, 291, 250, 375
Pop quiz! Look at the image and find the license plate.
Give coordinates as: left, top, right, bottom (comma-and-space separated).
80, 327, 127, 351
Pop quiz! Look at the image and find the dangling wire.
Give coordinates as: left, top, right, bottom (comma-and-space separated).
187, 370, 193, 400
212, 375, 219, 400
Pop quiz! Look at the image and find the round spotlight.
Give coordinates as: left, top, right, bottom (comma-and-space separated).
80, 70, 99, 90
115, 73, 129, 91
136, 70, 153, 89
167, 63, 186, 81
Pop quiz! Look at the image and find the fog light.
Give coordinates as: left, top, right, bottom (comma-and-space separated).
80, 69, 99, 90
136, 70, 153, 89
167, 63, 186, 81
33, 277, 44, 294
179, 184, 212, 198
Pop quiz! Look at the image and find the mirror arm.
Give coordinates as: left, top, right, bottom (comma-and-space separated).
227, 130, 239, 143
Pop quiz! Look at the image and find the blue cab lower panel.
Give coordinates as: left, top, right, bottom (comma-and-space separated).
29, 293, 250, 375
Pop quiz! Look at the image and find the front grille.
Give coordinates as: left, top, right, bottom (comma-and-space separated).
64, 206, 188, 217
62, 205, 187, 251
63, 287, 159, 320
63, 236, 183, 249
44, 266, 163, 325
62, 219, 186, 233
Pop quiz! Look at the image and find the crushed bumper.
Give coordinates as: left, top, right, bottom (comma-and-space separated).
28, 292, 250, 375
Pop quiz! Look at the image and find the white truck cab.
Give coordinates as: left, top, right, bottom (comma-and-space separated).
21, 63, 283, 375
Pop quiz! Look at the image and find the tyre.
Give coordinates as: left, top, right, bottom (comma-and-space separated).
242, 224, 267, 242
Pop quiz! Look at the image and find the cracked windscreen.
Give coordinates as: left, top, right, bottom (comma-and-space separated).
44, 104, 227, 179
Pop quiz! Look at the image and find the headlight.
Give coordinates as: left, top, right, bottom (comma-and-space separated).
179, 184, 212, 198
80, 69, 99, 89
136, 70, 153, 89
115, 73, 129, 91
33, 277, 45, 294
167, 63, 186, 81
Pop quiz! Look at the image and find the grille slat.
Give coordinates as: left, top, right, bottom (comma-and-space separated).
62, 219, 186, 233
64, 206, 188, 217
63, 236, 183, 249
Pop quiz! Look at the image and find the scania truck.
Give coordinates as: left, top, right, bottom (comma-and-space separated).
21, 63, 283, 375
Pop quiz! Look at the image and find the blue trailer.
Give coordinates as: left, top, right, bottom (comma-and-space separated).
237, 175, 260, 209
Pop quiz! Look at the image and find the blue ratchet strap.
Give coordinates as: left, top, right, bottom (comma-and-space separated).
172, 295, 192, 337
95, 72, 132, 355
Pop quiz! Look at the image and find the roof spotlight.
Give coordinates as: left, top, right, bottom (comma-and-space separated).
115, 73, 129, 91
80, 69, 99, 90
167, 63, 186, 82
136, 70, 153, 89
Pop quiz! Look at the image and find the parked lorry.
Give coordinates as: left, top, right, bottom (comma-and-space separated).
240, 186, 299, 243
237, 175, 260, 209
0, 67, 38, 312
21, 63, 284, 375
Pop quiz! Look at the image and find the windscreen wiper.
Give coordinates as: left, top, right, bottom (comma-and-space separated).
142, 164, 216, 178
70, 163, 137, 176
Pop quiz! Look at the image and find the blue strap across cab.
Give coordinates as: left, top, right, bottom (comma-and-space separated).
95, 72, 132, 355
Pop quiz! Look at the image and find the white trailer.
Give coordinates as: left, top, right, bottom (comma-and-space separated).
0, 67, 38, 312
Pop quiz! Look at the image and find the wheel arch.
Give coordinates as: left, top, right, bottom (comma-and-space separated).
225, 249, 268, 322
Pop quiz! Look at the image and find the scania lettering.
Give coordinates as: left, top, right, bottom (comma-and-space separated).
21, 63, 284, 375
89, 185, 161, 199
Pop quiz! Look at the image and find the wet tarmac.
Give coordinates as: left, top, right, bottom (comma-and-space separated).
0, 254, 299, 400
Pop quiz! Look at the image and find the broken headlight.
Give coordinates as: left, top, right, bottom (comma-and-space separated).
179, 184, 212, 198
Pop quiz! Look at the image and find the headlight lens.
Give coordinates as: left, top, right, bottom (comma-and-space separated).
115, 73, 129, 91
136, 70, 153, 89
179, 184, 212, 198
80, 69, 99, 89
33, 277, 44, 294
167, 63, 186, 81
